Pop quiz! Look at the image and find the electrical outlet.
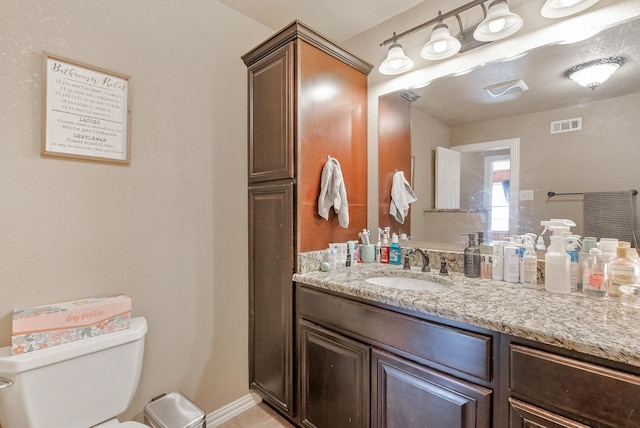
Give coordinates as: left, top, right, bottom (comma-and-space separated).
520, 190, 534, 201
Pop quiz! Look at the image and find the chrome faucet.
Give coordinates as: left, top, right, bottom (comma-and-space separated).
403, 248, 430, 272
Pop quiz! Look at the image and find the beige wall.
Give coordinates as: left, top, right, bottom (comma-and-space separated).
0, 0, 272, 423
450, 91, 640, 237
409, 108, 448, 240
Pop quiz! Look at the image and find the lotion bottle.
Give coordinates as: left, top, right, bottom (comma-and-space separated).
545, 235, 571, 294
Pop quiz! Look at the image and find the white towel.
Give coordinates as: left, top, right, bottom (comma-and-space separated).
390, 171, 417, 224
318, 156, 349, 228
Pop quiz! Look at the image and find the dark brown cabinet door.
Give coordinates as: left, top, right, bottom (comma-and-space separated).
247, 43, 294, 183
372, 349, 492, 428
298, 320, 370, 428
248, 182, 295, 416
508, 398, 590, 428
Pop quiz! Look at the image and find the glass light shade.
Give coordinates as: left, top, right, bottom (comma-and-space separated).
379, 43, 414, 75
566, 57, 625, 89
473, 1, 523, 42
420, 24, 462, 60
541, 0, 600, 18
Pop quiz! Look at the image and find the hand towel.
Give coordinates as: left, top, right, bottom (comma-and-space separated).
318, 156, 349, 228
390, 170, 417, 224
584, 191, 639, 247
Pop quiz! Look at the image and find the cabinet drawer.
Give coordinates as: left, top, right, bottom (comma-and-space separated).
510, 344, 640, 427
297, 285, 493, 381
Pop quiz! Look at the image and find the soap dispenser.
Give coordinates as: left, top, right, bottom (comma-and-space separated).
464, 233, 481, 278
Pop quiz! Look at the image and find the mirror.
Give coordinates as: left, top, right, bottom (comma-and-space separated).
378, 17, 640, 245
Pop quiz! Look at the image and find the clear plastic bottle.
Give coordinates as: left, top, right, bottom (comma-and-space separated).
545, 235, 571, 294
521, 246, 538, 289
609, 247, 640, 298
577, 237, 597, 292
582, 248, 607, 298
566, 244, 579, 292
389, 233, 402, 265
464, 233, 481, 278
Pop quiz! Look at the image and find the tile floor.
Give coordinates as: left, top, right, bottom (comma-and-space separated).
218, 403, 294, 427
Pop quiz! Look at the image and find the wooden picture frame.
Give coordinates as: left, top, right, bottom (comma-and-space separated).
41, 52, 132, 164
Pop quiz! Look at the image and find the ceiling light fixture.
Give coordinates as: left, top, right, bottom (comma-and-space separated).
541, 0, 600, 18
565, 56, 625, 90
379, 0, 526, 75
473, 0, 523, 42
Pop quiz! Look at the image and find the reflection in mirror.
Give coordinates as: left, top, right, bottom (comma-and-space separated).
378, 17, 640, 245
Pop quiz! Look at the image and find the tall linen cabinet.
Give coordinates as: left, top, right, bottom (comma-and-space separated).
242, 21, 371, 421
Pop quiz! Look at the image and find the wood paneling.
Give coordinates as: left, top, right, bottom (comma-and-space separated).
510, 344, 640, 427
248, 182, 295, 415
378, 93, 412, 237
297, 40, 368, 252
298, 285, 494, 382
372, 349, 491, 428
248, 44, 294, 183
298, 320, 370, 428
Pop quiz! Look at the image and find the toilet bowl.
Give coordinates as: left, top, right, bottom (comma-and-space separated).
0, 317, 148, 428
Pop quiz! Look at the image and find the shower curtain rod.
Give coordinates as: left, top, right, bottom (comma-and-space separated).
547, 190, 638, 197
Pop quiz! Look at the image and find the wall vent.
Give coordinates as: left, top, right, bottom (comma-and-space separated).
398, 89, 420, 102
484, 79, 528, 97
550, 117, 582, 134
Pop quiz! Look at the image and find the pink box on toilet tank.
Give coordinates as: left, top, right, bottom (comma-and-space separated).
11, 294, 131, 355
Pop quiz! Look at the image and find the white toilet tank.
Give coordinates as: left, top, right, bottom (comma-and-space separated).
0, 316, 147, 428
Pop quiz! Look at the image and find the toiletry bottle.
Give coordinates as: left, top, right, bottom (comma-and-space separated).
327, 248, 337, 271
608, 247, 640, 298
380, 232, 390, 264
492, 241, 507, 281
521, 246, 538, 289
566, 243, 579, 292
389, 233, 402, 265
464, 233, 481, 278
577, 237, 597, 292
504, 244, 521, 283
545, 235, 571, 294
582, 248, 607, 298
375, 240, 381, 263
481, 255, 492, 279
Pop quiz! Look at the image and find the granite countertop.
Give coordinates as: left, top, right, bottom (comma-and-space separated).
293, 263, 640, 368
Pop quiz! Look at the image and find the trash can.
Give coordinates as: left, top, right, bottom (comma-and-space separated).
144, 391, 206, 428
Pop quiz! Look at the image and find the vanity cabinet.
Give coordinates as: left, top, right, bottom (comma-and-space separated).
298, 320, 370, 428
505, 338, 640, 427
243, 22, 371, 420
297, 283, 497, 427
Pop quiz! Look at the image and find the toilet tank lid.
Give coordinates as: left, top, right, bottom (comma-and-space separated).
0, 317, 147, 375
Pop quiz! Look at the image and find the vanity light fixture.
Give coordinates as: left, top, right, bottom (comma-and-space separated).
379, 0, 524, 74
473, 0, 523, 42
565, 56, 625, 90
541, 0, 600, 18
379, 33, 415, 75
420, 18, 462, 60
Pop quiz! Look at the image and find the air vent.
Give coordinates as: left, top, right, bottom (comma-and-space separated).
399, 89, 420, 102
484, 79, 529, 97
550, 117, 582, 134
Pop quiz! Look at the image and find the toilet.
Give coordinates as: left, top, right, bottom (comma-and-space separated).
0, 316, 148, 428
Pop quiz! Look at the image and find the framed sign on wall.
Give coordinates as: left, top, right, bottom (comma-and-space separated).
41, 52, 132, 164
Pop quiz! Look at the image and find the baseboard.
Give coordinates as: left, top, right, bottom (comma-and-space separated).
206, 392, 262, 427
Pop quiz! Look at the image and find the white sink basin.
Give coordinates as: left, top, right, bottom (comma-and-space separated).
366, 276, 447, 291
